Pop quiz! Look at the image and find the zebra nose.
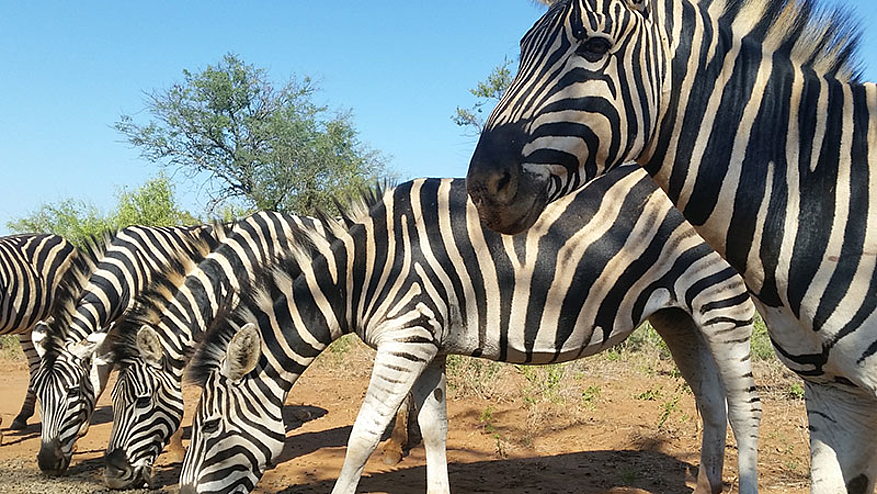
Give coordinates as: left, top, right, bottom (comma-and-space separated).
37, 438, 68, 475
468, 157, 521, 210
104, 448, 132, 478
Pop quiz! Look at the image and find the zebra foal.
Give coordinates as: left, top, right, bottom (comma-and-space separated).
179, 171, 762, 494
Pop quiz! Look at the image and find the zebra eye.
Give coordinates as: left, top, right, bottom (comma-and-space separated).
68, 387, 81, 398
136, 396, 151, 408
576, 37, 611, 62
202, 419, 220, 433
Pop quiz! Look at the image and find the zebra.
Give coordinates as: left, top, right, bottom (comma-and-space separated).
179, 173, 762, 494
30, 224, 218, 476
105, 211, 415, 489
464, 1, 877, 492
104, 211, 323, 489
0, 233, 78, 430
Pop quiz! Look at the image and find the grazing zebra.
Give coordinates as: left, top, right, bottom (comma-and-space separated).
104, 212, 324, 489
179, 173, 762, 494
465, 1, 877, 492
31, 224, 218, 476
0, 234, 78, 430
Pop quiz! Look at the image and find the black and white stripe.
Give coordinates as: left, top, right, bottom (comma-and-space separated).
466, 1, 877, 492
0, 234, 78, 430
104, 212, 322, 489
180, 173, 762, 494
31, 224, 218, 475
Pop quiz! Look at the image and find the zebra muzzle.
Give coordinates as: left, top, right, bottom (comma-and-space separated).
37, 438, 70, 476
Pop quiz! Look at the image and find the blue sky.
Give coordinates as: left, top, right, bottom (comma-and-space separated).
2, 1, 876, 235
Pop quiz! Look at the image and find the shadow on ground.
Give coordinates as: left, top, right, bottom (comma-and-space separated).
271, 449, 700, 494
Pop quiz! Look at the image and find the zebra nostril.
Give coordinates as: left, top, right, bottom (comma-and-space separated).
105, 449, 131, 473
495, 171, 512, 194
489, 168, 518, 204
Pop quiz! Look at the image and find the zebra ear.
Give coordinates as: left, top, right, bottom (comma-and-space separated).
32, 322, 50, 359
136, 325, 164, 367
221, 323, 261, 382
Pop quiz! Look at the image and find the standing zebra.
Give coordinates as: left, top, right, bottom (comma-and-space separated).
31, 224, 218, 475
179, 173, 762, 494
104, 212, 325, 489
465, 1, 877, 492
0, 234, 78, 430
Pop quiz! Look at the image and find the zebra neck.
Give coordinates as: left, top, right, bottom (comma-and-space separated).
642, 0, 877, 309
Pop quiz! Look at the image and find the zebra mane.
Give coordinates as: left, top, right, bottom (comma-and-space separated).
43, 222, 226, 358
186, 255, 302, 386
721, 0, 863, 82
39, 231, 114, 359
287, 182, 393, 265
110, 227, 227, 365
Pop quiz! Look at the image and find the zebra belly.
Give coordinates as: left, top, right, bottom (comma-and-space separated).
448, 325, 636, 365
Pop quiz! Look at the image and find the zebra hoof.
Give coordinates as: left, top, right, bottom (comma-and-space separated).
381, 446, 403, 465
10, 416, 29, 430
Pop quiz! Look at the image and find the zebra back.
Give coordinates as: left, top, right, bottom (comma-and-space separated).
0, 234, 78, 334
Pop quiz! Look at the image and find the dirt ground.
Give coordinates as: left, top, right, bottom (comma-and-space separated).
0, 343, 812, 494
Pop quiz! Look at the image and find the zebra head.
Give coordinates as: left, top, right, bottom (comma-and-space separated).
467, 0, 666, 234
180, 323, 285, 494
31, 325, 111, 475
105, 324, 182, 489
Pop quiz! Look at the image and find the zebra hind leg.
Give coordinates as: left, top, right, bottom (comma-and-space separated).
11, 333, 41, 430
649, 309, 728, 494
805, 381, 877, 494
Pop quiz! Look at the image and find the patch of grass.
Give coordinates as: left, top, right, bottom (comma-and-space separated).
446, 355, 505, 399
581, 385, 601, 404
623, 322, 671, 358
635, 387, 662, 401
0, 335, 24, 361
751, 314, 777, 361
787, 381, 805, 400
479, 406, 497, 434
326, 334, 354, 355
657, 391, 682, 429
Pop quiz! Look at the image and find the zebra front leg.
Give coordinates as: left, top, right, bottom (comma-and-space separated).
12, 333, 41, 430
649, 309, 731, 494
331, 335, 439, 494
805, 382, 877, 494
411, 356, 449, 494
685, 309, 761, 494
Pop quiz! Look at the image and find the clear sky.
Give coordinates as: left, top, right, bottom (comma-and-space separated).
2, 0, 876, 235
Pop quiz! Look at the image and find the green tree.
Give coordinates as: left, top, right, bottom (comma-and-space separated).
115, 53, 389, 215
7, 175, 198, 246
452, 57, 515, 135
